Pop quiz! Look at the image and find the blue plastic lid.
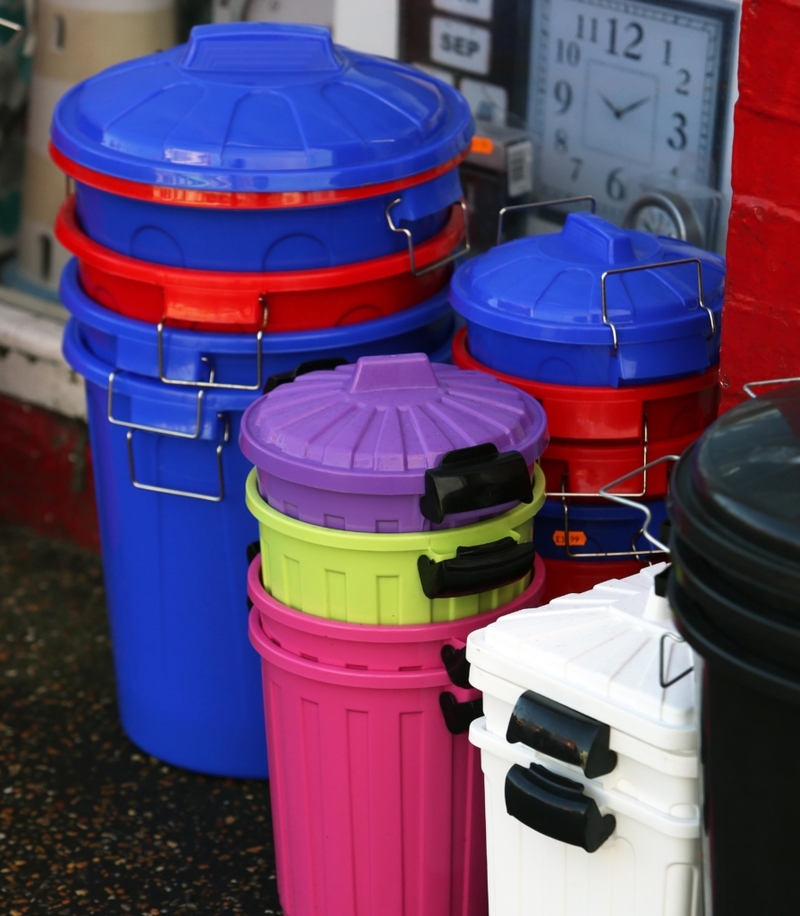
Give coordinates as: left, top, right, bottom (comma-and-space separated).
51, 23, 473, 193
449, 213, 726, 345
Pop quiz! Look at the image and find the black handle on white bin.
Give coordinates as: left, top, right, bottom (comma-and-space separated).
420, 444, 533, 524
505, 763, 616, 853
506, 690, 617, 779
418, 539, 535, 600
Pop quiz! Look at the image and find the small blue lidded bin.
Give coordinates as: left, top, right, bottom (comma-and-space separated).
449, 211, 726, 387
51, 23, 473, 272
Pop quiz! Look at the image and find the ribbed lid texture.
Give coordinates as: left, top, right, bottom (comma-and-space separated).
450, 212, 725, 345
240, 353, 549, 495
51, 23, 473, 191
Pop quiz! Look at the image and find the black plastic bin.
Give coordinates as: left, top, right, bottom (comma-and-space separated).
668, 382, 800, 916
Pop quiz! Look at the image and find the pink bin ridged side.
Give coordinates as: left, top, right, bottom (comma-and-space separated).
247, 555, 546, 916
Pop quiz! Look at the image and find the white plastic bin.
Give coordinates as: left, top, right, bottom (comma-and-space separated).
466, 564, 702, 916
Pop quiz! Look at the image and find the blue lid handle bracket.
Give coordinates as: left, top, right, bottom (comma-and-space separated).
600, 257, 714, 355
496, 196, 597, 247
386, 198, 470, 277
180, 23, 342, 74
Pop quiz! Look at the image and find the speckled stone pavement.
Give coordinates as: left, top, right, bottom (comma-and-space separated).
0, 525, 281, 915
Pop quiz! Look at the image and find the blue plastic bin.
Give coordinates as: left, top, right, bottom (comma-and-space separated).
71, 174, 457, 273
51, 23, 473, 272
61, 258, 454, 385
449, 212, 726, 387
534, 497, 669, 561
63, 318, 269, 778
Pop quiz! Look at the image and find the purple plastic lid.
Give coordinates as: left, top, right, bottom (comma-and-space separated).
239, 353, 549, 495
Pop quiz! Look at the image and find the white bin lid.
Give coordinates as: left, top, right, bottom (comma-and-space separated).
467, 564, 697, 755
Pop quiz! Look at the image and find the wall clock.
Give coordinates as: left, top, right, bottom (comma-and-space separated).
528, 0, 738, 227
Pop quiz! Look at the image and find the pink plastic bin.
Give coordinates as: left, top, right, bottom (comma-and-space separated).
247, 555, 546, 916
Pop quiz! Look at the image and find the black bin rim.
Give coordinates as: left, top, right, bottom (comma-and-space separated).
670, 532, 800, 674
669, 571, 800, 706
669, 444, 800, 615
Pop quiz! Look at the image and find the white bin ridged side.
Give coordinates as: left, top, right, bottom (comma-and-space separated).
471, 719, 701, 916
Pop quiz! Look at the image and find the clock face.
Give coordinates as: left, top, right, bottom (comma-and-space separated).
529, 0, 736, 222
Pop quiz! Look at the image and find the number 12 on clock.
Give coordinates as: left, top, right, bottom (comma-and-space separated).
529, 0, 737, 222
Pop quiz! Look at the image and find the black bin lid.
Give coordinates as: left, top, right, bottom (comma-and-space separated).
669, 382, 800, 615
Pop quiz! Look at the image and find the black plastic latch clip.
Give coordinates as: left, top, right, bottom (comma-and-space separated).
420, 443, 533, 524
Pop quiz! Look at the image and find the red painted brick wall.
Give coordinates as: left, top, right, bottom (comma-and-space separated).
0, 394, 100, 551
720, 0, 800, 410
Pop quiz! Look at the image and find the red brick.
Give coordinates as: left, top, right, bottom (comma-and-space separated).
724, 196, 800, 302
719, 293, 800, 412
731, 106, 800, 205
738, 0, 800, 124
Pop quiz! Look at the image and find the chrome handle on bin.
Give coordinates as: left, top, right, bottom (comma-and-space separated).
126, 415, 230, 503
156, 304, 267, 391
506, 690, 617, 779
496, 196, 597, 246
597, 454, 682, 555
545, 417, 652, 499
108, 370, 204, 439
505, 762, 616, 853
417, 538, 535, 600
743, 376, 800, 398
385, 199, 470, 277
421, 444, 533, 524
600, 258, 715, 355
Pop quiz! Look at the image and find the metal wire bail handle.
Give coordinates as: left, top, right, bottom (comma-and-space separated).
659, 632, 693, 689
108, 370, 204, 439
546, 418, 651, 499
156, 304, 267, 391
743, 376, 800, 399
126, 414, 230, 503
598, 454, 682, 554
559, 495, 668, 560
601, 258, 715, 356
496, 196, 597, 247
385, 198, 470, 277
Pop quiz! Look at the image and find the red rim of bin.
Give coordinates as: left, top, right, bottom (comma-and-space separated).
56, 196, 466, 333
452, 326, 720, 443
51, 143, 470, 211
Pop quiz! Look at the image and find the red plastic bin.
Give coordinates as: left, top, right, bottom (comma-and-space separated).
540, 556, 649, 604
55, 196, 466, 333
452, 327, 720, 497
247, 554, 546, 916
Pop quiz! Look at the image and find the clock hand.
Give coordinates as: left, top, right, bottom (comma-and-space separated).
600, 93, 623, 119
617, 96, 652, 118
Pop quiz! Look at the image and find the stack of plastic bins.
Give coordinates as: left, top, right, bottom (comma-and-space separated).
466, 564, 700, 916
242, 353, 550, 916
52, 23, 475, 778
668, 384, 800, 916
450, 204, 725, 601
50, 22, 473, 338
